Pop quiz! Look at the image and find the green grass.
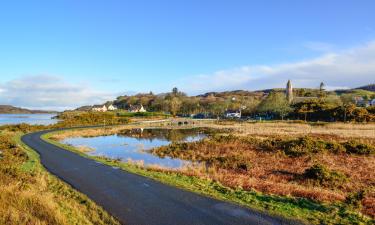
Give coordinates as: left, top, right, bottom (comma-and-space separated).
42, 130, 375, 225
14, 133, 41, 172
350, 89, 375, 98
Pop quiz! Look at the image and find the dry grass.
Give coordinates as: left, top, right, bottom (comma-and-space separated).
0, 179, 66, 225
150, 127, 375, 217
49, 126, 131, 140
206, 122, 375, 145
214, 121, 375, 137
0, 130, 119, 225
76, 145, 95, 153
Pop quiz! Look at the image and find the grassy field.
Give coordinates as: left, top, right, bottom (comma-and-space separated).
44, 121, 375, 225
209, 121, 375, 140
0, 127, 120, 225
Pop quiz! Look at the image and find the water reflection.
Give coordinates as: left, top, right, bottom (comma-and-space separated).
62, 128, 207, 169
117, 128, 206, 143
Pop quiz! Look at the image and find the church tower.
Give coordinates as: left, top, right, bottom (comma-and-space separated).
286, 80, 293, 103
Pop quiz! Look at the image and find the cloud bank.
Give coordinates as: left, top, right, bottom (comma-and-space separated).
180, 41, 375, 93
0, 75, 115, 111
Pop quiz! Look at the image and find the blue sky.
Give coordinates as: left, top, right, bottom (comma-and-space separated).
0, 0, 375, 110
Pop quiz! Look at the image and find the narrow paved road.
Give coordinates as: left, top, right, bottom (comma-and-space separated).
22, 129, 302, 225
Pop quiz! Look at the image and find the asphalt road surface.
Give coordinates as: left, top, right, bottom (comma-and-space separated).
22, 129, 303, 225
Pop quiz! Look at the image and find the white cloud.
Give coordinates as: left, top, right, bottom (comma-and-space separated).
0, 75, 115, 111
180, 41, 375, 93
2, 41, 375, 110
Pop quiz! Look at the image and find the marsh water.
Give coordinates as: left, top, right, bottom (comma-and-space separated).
0, 114, 58, 125
62, 128, 207, 168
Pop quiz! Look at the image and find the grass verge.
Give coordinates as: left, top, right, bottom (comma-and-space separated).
0, 130, 120, 225
42, 130, 374, 225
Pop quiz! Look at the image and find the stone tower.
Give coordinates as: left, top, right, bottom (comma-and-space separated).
286, 80, 293, 103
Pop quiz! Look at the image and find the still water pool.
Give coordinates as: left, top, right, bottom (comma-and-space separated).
62, 128, 207, 168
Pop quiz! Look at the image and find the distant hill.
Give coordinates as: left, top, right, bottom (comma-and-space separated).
355, 84, 375, 92
73, 83, 375, 112
197, 90, 264, 98
0, 105, 57, 114
74, 105, 93, 111
334, 84, 375, 95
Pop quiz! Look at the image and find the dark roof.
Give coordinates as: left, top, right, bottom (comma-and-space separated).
129, 105, 143, 111
92, 104, 105, 108
75, 105, 92, 111
104, 101, 114, 107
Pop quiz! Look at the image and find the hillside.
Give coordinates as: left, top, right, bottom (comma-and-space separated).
73, 84, 375, 117
0, 105, 57, 114
356, 84, 375, 92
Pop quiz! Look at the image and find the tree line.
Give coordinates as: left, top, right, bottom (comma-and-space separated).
112, 87, 375, 122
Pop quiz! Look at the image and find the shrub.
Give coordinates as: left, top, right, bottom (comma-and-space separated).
55, 112, 130, 127
0, 123, 45, 133
116, 111, 170, 118
211, 134, 238, 143
344, 141, 375, 155
256, 138, 283, 151
324, 142, 346, 153
303, 164, 348, 187
280, 137, 348, 156
282, 137, 327, 156
208, 155, 251, 172
345, 190, 366, 208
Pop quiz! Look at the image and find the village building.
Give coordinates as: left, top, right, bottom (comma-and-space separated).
353, 96, 364, 105
349, 96, 375, 107
92, 104, 107, 112
128, 105, 146, 113
92, 102, 118, 112
75, 105, 92, 111
224, 109, 241, 119
352, 96, 372, 107
107, 104, 118, 111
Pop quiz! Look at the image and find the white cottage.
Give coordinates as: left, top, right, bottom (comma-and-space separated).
92, 105, 107, 112
129, 105, 146, 113
224, 110, 241, 119
107, 104, 118, 111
